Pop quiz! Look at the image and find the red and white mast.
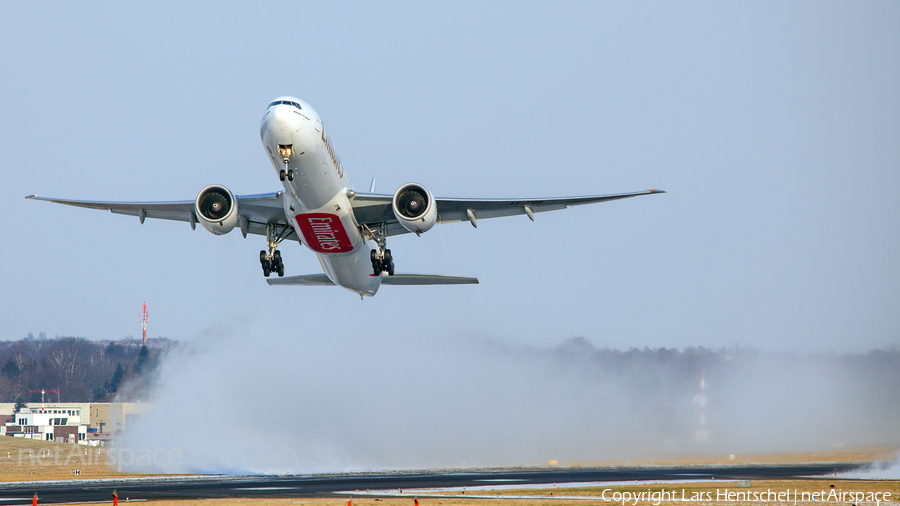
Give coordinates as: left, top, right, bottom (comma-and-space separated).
139, 300, 149, 344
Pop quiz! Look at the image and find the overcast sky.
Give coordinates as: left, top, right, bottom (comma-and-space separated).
1, 2, 897, 352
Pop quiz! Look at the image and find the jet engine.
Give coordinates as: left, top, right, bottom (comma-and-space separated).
392, 183, 437, 235
195, 184, 239, 235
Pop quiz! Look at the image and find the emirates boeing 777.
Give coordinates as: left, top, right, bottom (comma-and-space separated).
28, 96, 664, 298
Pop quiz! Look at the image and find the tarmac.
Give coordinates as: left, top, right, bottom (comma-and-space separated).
0, 462, 864, 505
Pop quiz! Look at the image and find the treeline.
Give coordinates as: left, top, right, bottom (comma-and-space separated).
0, 336, 173, 403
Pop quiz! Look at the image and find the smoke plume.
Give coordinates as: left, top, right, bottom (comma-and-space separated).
115, 326, 900, 474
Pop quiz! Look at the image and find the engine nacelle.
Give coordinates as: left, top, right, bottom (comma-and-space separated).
195, 185, 239, 235
392, 183, 437, 235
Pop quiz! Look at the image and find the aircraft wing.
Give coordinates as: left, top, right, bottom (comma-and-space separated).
25, 192, 298, 240
350, 189, 665, 236
27, 187, 664, 240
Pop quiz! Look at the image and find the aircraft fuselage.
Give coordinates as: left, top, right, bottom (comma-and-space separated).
260, 97, 380, 296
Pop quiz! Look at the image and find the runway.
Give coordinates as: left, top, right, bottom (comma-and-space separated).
0, 463, 863, 504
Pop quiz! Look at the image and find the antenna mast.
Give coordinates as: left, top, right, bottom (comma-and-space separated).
139, 300, 149, 344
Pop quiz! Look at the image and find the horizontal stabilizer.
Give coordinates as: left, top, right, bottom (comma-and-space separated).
381, 274, 479, 285
267, 274, 479, 286
266, 274, 334, 286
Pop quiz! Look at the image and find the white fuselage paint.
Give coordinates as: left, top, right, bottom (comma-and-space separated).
259, 96, 381, 297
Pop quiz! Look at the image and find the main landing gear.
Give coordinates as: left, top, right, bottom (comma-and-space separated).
371, 249, 394, 276
363, 223, 394, 276
261, 249, 284, 277
260, 223, 290, 278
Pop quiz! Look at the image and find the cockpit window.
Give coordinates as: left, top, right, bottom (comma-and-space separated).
268, 100, 302, 110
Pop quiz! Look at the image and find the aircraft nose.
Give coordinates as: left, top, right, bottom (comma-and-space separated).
271, 105, 294, 126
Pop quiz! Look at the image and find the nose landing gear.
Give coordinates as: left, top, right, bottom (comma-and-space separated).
278, 145, 295, 182
279, 164, 294, 182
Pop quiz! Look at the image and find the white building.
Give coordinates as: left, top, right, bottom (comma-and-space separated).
2, 402, 148, 436
1, 406, 88, 443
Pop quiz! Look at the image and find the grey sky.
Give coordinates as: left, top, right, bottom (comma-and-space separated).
1, 2, 898, 352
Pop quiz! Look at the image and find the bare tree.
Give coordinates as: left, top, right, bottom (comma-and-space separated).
48, 340, 80, 396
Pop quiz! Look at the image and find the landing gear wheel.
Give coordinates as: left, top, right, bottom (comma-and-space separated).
370, 250, 380, 274
279, 170, 286, 182
277, 263, 285, 277
382, 250, 394, 275
287, 170, 294, 181
260, 250, 268, 264
262, 261, 271, 277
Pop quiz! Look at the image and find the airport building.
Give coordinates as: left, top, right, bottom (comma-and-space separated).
0, 402, 151, 442
1, 406, 88, 443
86, 402, 151, 435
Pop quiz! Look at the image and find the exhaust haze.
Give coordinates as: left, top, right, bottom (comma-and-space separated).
117, 325, 900, 474
842, 452, 900, 479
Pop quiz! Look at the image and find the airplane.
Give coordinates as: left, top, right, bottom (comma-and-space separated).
27, 96, 665, 298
